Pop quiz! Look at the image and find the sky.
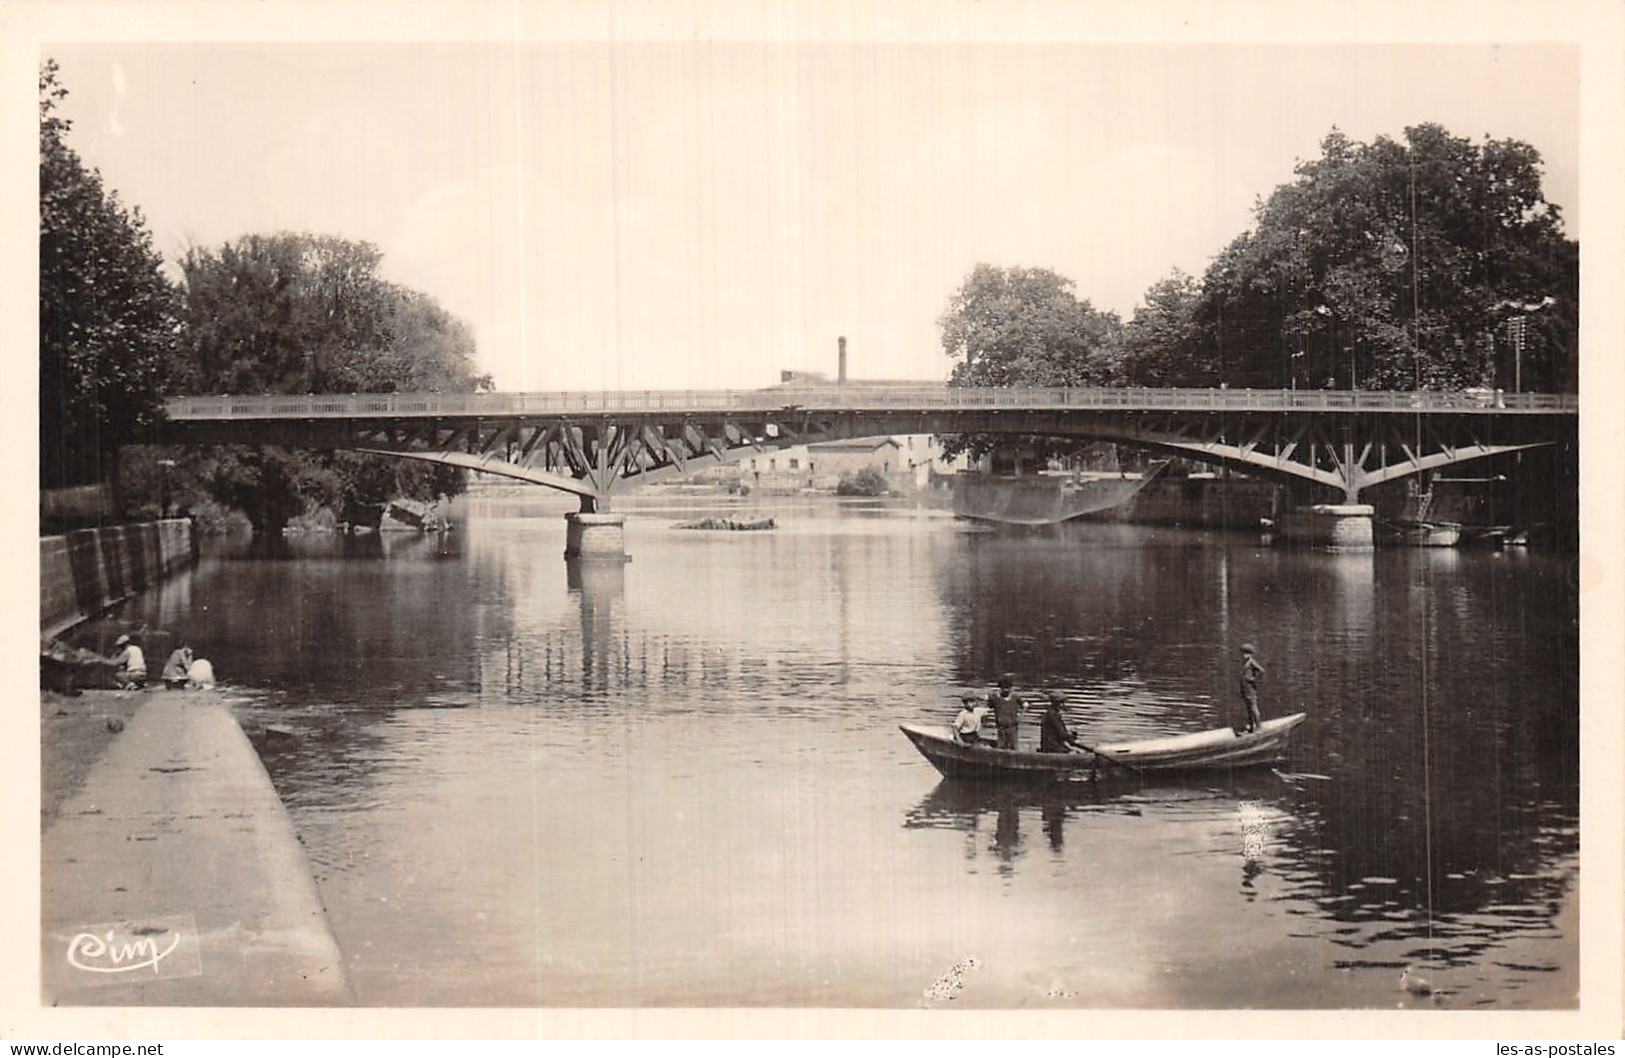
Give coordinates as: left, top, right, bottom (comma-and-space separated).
43, 39, 1580, 393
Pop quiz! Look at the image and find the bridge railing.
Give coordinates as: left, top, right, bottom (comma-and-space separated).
164, 385, 1577, 420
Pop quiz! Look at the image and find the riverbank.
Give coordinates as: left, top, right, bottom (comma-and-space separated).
41, 690, 149, 829
40, 518, 197, 638
40, 688, 351, 1005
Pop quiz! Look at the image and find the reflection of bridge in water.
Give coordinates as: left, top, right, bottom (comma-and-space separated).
158, 385, 1577, 555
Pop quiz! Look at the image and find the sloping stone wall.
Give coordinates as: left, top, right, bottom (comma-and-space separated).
40, 519, 196, 637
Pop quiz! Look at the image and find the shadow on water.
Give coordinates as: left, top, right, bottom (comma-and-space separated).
904, 770, 1289, 852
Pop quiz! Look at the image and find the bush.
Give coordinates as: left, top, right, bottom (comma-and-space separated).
285, 504, 338, 533
835, 466, 891, 497
184, 496, 252, 535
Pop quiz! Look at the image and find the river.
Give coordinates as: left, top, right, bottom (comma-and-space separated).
106, 490, 1579, 1008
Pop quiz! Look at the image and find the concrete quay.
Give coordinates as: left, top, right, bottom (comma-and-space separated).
41, 689, 352, 1005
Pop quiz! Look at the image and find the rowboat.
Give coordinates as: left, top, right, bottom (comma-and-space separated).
1378, 517, 1462, 547
899, 712, 1308, 782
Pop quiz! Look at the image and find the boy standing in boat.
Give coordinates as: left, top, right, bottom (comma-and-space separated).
987, 675, 1024, 750
1238, 643, 1265, 733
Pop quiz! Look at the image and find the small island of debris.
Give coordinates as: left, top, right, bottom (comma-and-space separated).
674, 516, 777, 531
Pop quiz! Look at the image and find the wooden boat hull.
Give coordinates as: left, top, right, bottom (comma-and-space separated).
1379, 519, 1462, 547
900, 713, 1307, 782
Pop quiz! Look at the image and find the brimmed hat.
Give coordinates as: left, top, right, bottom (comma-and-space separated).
997, 674, 1014, 689
114, 634, 130, 647
1240, 642, 1257, 654
1047, 691, 1066, 704
960, 694, 979, 705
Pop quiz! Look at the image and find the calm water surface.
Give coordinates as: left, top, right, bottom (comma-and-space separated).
112, 493, 1578, 1008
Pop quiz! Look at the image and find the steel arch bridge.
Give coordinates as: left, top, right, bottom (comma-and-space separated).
154, 384, 1577, 510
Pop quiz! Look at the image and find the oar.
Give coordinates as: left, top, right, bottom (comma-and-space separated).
1072, 741, 1146, 777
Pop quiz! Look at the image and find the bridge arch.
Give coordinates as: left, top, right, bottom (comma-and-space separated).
155, 385, 1574, 511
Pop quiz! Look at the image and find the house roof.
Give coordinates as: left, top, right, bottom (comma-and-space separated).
808, 436, 900, 452
768, 374, 943, 390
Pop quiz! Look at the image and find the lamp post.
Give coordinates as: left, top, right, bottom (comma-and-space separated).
1495, 296, 1555, 393
1509, 317, 1525, 393
1313, 304, 1346, 388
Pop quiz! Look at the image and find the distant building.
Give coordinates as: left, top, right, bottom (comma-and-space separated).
692, 368, 969, 491
739, 443, 815, 491
806, 437, 903, 490
730, 434, 965, 492
895, 433, 968, 488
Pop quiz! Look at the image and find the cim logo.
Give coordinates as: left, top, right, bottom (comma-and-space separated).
59, 915, 201, 982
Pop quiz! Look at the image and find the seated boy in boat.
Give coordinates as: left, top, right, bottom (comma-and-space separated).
951, 695, 991, 745
1038, 692, 1084, 753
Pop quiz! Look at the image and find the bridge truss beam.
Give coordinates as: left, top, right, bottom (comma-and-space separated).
153, 395, 1574, 507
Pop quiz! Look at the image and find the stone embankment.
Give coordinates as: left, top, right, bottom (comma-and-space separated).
40, 688, 351, 1005
40, 519, 196, 638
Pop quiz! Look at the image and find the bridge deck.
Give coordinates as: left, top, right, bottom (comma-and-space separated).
165, 385, 1577, 421
153, 384, 1576, 506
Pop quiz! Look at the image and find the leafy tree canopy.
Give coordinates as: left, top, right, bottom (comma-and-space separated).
40, 59, 178, 489
170, 231, 491, 533
941, 263, 1123, 388
1125, 124, 1577, 392
937, 264, 1124, 459
1121, 269, 1204, 386
175, 232, 489, 396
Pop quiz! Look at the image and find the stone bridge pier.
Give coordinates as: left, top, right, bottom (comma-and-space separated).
1273, 503, 1377, 551
564, 509, 629, 561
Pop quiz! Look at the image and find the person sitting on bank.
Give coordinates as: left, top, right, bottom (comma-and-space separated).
1238, 642, 1265, 733
162, 644, 194, 689
1038, 692, 1084, 754
952, 695, 991, 745
109, 634, 146, 690
186, 655, 217, 690
987, 674, 1024, 751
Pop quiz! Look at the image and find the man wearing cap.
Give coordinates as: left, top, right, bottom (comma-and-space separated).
987, 675, 1024, 751
1238, 643, 1265, 733
1038, 692, 1083, 754
951, 695, 991, 746
110, 635, 147, 690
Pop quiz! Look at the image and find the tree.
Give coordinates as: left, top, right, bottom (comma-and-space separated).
175, 233, 491, 396
172, 232, 488, 532
938, 264, 1124, 458
1142, 125, 1578, 392
835, 466, 891, 497
40, 59, 178, 492
1121, 270, 1207, 386
941, 264, 1123, 388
